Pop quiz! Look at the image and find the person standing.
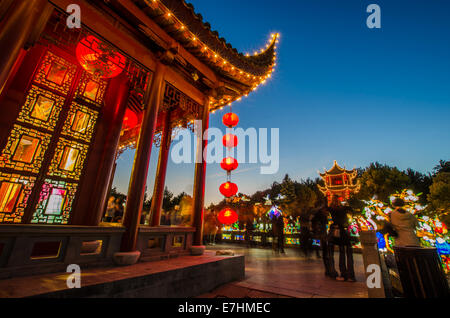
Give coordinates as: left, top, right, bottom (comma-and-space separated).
275, 214, 286, 253
327, 195, 356, 282
299, 211, 313, 258
312, 206, 333, 277
390, 198, 420, 247
245, 217, 255, 248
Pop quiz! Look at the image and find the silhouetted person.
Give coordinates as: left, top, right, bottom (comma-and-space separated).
312, 206, 333, 276
299, 211, 313, 258
273, 215, 285, 253
327, 196, 356, 282
245, 217, 255, 248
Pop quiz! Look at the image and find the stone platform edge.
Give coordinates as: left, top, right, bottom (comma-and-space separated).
28, 254, 245, 298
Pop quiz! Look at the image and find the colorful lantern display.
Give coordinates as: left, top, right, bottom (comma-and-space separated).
267, 205, 282, 220
218, 208, 238, 225
220, 157, 238, 171
222, 133, 238, 148
358, 189, 450, 273
222, 112, 239, 128
76, 35, 127, 78
219, 182, 238, 198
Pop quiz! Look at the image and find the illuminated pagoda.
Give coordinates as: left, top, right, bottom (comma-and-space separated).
0, 0, 278, 281
318, 161, 360, 205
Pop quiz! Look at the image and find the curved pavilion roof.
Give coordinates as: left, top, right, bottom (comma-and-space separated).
133, 0, 279, 109
319, 160, 358, 177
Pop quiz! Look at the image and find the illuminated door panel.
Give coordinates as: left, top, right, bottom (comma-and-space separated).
46, 62, 68, 85
84, 79, 99, 101
0, 46, 109, 224
32, 179, 78, 224
17, 85, 65, 131
30, 95, 55, 121
71, 111, 91, 133
0, 173, 35, 223
59, 147, 79, 172
44, 188, 67, 215
12, 135, 41, 164
0, 182, 22, 213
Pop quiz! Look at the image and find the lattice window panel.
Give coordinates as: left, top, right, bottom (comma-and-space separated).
47, 138, 89, 181
0, 173, 36, 224
61, 102, 99, 142
34, 51, 77, 95
31, 179, 78, 224
17, 85, 66, 131
0, 125, 52, 174
75, 72, 107, 106
162, 83, 201, 117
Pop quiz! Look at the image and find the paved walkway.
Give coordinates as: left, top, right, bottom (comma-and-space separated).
200, 244, 369, 298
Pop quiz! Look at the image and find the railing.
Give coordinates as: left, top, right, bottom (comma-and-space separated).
136, 226, 195, 261
0, 224, 125, 279
0, 224, 197, 279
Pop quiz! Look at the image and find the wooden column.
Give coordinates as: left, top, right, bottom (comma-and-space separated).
0, 0, 49, 95
71, 73, 130, 226
192, 98, 210, 246
121, 62, 166, 252
149, 110, 172, 227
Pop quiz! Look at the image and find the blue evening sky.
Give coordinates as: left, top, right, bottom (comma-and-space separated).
112, 0, 450, 205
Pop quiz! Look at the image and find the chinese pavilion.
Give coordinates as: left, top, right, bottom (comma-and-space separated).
0, 0, 277, 278
318, 161, 360, 205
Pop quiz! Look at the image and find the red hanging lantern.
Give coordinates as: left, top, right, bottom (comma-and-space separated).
218, 208, 238, 225
222, 133, 238, 148
122, 108, 138, 130
76, 35, 127, 78
220, 157, 238, 171
219, 182, 238, 197
222, 113, 239, 127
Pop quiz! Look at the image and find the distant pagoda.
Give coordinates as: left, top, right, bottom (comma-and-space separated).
318, 161, 360, 205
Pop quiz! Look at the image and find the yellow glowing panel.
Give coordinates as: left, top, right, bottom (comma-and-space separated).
71, 111, 91, 134
12, 135, 40, 163
30, 95, 55, 121
46, 62, 68, 85
83, 80, 99, 101
58, 147, 79, 172
0, 182, 22, 213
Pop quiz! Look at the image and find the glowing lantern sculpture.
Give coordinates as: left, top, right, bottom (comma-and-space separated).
219, 182, 238, 198
76, 35, 127, 78
218, 208, 238, 225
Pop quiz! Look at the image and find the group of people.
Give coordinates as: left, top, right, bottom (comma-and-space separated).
103, 196, 125, 223
311, 194, 421, 282
310, 196, 357, 282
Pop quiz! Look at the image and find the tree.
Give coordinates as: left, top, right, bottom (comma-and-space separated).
433, 160, 450, 175
162, 187, 174, 211
405, 168, 432, 204
280, 174, 296, 205
427, 172, 450, 226
356, 162, 411, 203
